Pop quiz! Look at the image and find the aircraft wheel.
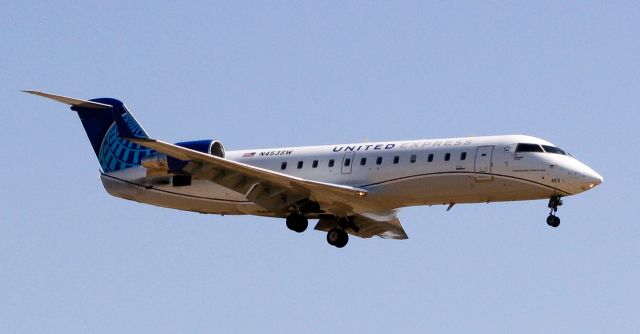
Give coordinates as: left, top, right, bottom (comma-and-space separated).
286, 213, 308, 233
327, 228, 349, 248
546, 215, 560, 228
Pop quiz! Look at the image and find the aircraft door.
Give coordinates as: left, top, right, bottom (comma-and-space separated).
474, 146, 494, 180
341, 151, 356, 174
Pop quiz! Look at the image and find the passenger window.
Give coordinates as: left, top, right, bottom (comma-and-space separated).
328, 159, 335, 167
281, 162, 287, 170
427, 154, 433, 162
410, 154, 417, 163
393, 156, 399, 164
297, 161, 303, 169
444, 153, 451, 161
515, 143, 544, 153
376, 157, 382, 165
360, 157, 367, 166
344, 158, 351, 167
460, 152, 467, 160
312, 160, 318, 168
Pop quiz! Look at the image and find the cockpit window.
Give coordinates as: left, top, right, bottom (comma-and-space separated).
515, 143, 544, 153
542, 145, 567, 155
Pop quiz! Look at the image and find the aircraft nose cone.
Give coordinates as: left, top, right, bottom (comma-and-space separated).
589, 171, 603, 186
581, 167, 603, 190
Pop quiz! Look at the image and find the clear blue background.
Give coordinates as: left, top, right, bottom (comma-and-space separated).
1, 1, 638, 333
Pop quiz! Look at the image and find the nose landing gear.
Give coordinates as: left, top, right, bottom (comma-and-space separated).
546, 196, 562, 227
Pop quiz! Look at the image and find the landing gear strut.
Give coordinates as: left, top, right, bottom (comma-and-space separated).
546, 196, 562, 228
286, 212, 308, 233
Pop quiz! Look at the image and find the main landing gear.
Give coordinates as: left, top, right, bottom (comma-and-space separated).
286, 212, 308, 233
326, 228, 349, 248
546, 196, 563, 228
285, 213, 352, 248
324, 217, 358, 248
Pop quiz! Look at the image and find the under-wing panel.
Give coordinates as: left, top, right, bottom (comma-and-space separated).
314, 214, 408, 240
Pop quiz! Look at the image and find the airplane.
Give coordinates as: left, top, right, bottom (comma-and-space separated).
26, 91, 603, 248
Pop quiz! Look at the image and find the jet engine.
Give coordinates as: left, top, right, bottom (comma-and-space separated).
140, 139, 225, 174
175, 139, 225, 158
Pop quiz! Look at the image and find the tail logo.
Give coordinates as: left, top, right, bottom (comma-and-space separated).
98, 113, 152, 172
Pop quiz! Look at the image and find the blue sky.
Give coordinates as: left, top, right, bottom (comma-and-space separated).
1, 1, 638, 333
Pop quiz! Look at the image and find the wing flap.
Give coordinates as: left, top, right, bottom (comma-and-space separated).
314, 214, 409, 240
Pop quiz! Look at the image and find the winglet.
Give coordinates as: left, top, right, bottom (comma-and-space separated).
23, 90, 113, 110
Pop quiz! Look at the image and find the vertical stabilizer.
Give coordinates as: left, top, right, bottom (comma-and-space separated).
25, 91, 153, 172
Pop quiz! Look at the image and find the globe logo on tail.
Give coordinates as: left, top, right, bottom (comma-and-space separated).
98, 113, 153, 172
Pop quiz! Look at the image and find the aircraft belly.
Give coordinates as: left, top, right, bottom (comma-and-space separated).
366, 173, 556, 208
100, 174, 266, 215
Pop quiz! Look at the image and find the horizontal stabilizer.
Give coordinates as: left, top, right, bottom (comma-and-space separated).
23, 90, 112, 109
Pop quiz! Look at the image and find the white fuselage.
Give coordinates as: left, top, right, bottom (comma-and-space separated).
100, 134, 603, 217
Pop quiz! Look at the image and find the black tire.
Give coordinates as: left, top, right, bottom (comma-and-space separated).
327, 228, 340, 246
334, 230, 349, 248
286, 213, 308, 233
327, 228, 348, 248
286, 214, 297, 231
294, 216, 308, 233
546, 215, 560, 228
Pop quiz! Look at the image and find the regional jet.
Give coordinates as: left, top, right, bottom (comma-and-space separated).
26, 91, 603, 248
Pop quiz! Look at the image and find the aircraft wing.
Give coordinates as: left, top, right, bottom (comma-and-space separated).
115, 112, 408, 240
128, 136, 369, 202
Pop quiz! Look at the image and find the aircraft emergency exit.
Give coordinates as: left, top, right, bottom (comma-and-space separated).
27, 91, 603, 248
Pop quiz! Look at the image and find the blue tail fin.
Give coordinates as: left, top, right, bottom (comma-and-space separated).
71, 98, 153, 172
24, 91, 153, 173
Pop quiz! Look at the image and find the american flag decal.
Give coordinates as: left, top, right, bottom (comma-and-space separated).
243, 152, 256, 158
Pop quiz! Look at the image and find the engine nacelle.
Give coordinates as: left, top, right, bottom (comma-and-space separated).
175, 139, 225, 158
